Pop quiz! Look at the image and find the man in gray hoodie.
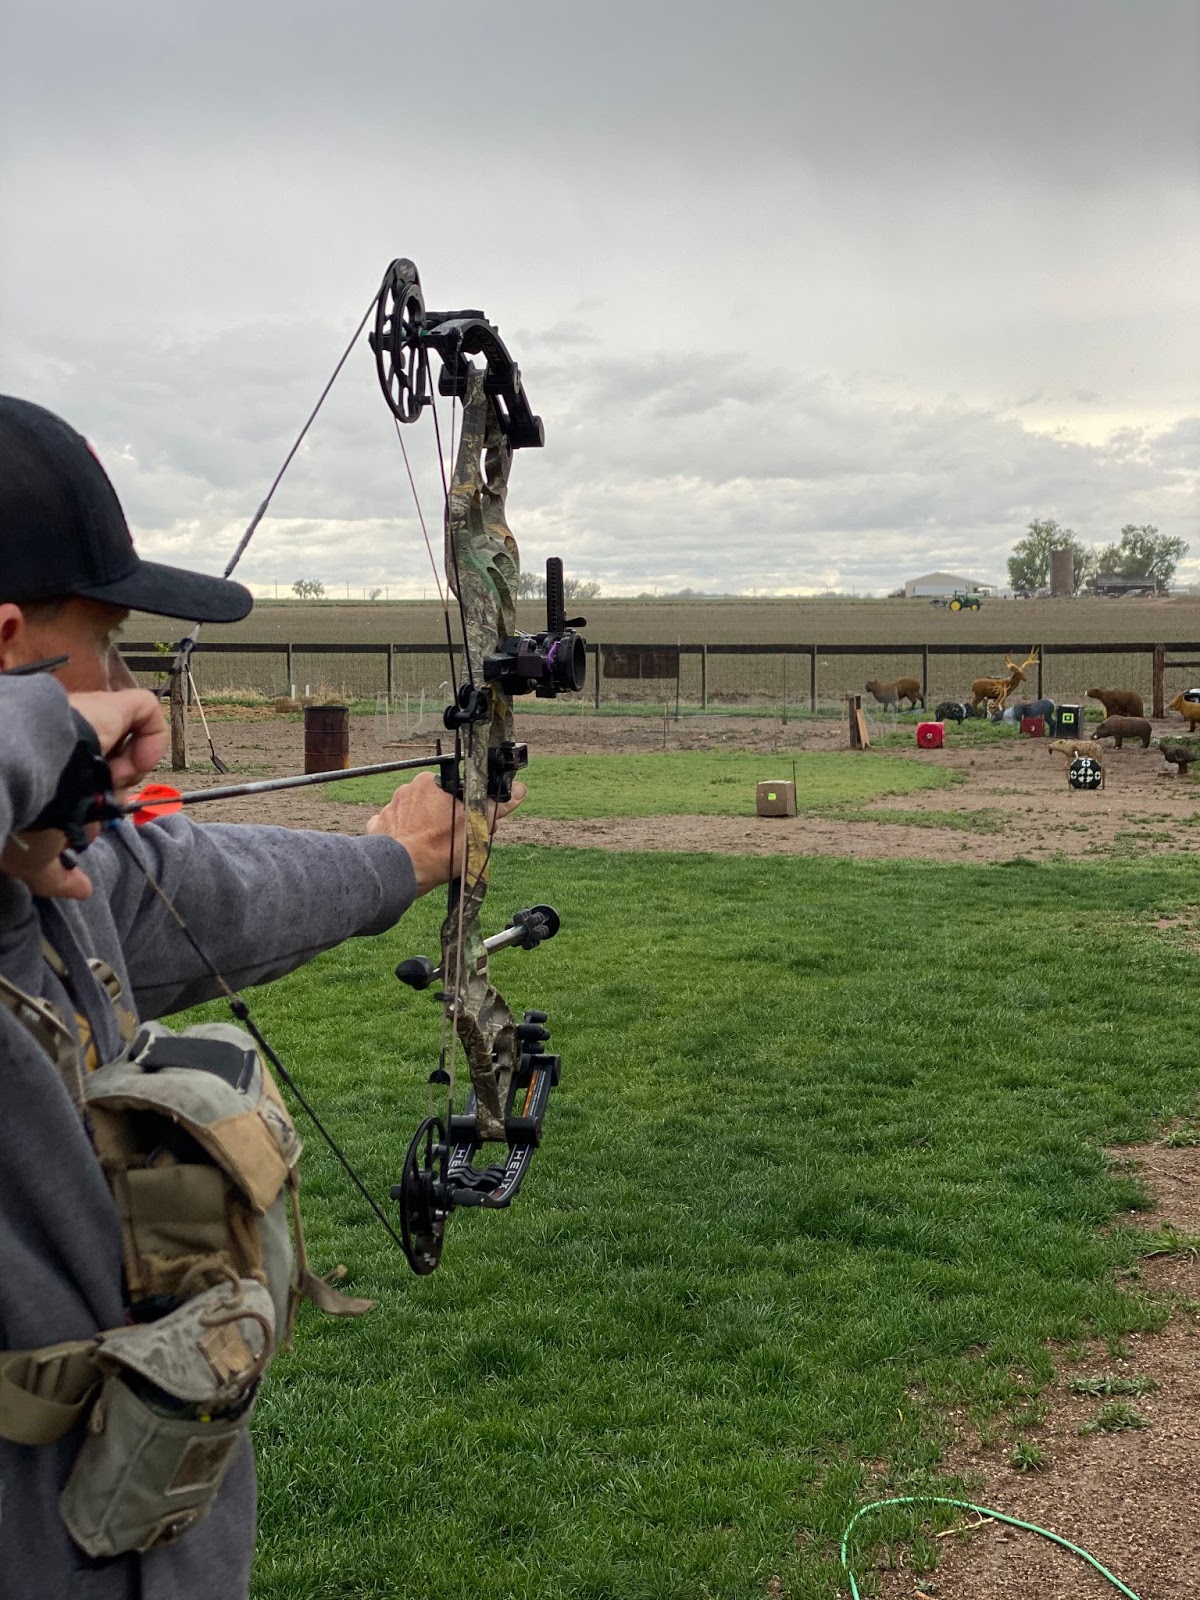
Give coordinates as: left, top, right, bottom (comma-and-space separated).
0, 396, 520, 1598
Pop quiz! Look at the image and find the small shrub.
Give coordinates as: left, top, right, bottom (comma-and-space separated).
1080, 1401, 1148, 1435
1070, 1375, 1157, 1399
1009, 1441, 1047, 1472
1138, 1227, 1200, 1261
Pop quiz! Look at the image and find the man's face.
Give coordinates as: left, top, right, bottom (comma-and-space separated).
0, 597, 134, 691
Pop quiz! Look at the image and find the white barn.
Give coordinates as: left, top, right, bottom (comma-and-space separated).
903, 571, 995, 599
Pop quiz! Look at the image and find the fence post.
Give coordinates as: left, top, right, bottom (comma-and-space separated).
674, 651, 681, 721
1036, 646, 1044, 700
700, 644, 708, 711
593, 643, 602, 710
169, 669, 188, 772
1153, 643, 1165, 718
286, 643, 295, 697
922, 644, 929, 708
810, 648, 818, 713
386, 643, 394, 702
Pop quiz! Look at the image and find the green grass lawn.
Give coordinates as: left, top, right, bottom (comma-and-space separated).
182, 843, 1200, 1599
332, 750, 960, 819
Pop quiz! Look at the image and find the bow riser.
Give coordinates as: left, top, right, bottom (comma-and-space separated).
439, 373, 521, 1140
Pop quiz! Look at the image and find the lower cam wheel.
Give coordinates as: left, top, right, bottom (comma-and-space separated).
390, 1116, 450, 1275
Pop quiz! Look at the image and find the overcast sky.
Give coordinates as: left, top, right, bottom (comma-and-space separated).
2, 1, 1196, 597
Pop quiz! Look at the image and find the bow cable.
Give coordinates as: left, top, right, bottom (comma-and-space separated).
121, 269, 476, 1254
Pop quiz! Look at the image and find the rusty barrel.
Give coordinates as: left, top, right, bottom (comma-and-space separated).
304, 704, 350, 774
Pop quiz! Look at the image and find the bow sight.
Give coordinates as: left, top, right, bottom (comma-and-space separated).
485, 557, 587, 699
442, 555, 588, 753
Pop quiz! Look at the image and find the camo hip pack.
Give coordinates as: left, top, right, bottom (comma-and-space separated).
59, 1277, 274, 1556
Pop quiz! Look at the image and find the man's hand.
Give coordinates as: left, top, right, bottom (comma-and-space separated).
0, 830, 94, 900
1, 687, 168, 900
69, 688, 169, 790
365, 771, 526, 897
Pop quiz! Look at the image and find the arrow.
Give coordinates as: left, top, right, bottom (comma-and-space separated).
122, 752, 451, 823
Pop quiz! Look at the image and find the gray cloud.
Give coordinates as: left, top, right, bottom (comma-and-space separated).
1, 1, 1195, 597
5, 2, 1196, 180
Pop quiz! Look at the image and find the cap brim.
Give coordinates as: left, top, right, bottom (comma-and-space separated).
78, 559, 253, 623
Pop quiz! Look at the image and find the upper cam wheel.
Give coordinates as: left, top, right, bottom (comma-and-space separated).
371, 259, 430, 426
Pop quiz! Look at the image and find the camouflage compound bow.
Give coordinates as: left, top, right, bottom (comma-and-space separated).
367, 259, 587, 1272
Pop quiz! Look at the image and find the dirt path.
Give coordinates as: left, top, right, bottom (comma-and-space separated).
177, 708, 1200, 863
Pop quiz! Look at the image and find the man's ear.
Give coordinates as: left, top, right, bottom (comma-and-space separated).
0, 605, 27, 668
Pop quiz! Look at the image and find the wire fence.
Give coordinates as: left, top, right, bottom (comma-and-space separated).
120, 640, 1200, 718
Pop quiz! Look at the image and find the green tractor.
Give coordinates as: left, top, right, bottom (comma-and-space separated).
930, 590, 984, 612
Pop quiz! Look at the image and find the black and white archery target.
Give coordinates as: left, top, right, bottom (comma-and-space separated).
1068, 756, 1103, 791
934, 700, 969, 723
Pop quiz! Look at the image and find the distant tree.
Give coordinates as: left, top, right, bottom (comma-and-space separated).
563, 577, 601, 602
517, 571, 546, 599
1094, 524, 1188, 588
292, 578, 326, 600
367, 586, 383, 601
1007, 519, 1094, 595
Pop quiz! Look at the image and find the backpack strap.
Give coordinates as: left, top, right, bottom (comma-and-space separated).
40, 938, 138, 1068
0, 970, 86, 1114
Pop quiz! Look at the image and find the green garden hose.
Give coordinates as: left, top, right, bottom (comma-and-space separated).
841, 1496, 1141, 1599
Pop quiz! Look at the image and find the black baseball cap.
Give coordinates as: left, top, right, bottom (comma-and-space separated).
0, 395, 253, 623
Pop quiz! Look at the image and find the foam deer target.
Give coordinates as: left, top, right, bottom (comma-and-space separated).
970, 648, 1039, 711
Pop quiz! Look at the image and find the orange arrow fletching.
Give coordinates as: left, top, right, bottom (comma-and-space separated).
126, 783, 184, 824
